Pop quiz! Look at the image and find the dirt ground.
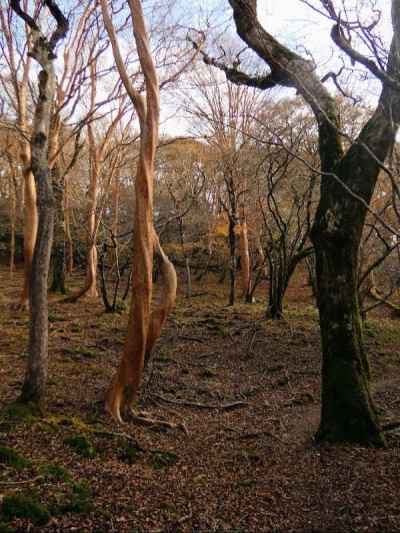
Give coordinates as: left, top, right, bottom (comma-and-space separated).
0, 265, 400, 532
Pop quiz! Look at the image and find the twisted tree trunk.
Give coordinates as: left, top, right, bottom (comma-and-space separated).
101, 0, 177, 422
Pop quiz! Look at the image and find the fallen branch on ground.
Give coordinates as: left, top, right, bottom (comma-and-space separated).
154, 394, 247, 411
129, 410, 189, 435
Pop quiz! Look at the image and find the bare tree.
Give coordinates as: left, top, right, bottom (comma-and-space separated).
186, 70, 263, 305
0, 2, 38, 309
100, 0, 177, 423
11, 0, 68, 403
199, 0, 400, 445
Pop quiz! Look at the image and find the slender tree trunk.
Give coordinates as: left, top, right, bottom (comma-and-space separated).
11, 0, 69, 404
21, 166, 55, 402
64, 177, 74, 274
17, 57, 38, 309
50, 165, 66, 294
85, 146, 99, 298
9, 171, 17, 277
228, 216, 237, 306
239, 217, 251, 302
19, 167, 38, 308
178, 217, 191, 299
185, 257, 192, 298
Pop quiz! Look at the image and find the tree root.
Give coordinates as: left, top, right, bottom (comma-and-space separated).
154, 394, 247, 411
129, 409, 189, 435
91, 429, 146, 450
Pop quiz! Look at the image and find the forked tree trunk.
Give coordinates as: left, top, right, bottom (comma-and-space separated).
101, 0, 177, 422
11, 0, 69, 404
223, 0, 400, 445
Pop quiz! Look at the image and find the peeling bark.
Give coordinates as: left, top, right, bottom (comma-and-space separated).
100, 0, 177, 422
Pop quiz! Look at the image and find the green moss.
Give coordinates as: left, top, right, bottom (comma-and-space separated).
39, 463, 71, 482
114, 300, 127, 314
3, 402, 39, 424
63, 347, 97, 359
365, 319, 400, 346
64, 435, 96, 458
43, 415, 92, 433
60, 481, 93, 514
150, 450, 178, 470
48, 314, 65, 323
155, 356, 172, 365
118, 441, 142, 465
0, 447, 31, 470
2, 494, 50, 526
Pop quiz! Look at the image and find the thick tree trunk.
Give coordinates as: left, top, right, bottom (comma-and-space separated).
311, 112, 395, 446
223, 0, 400, 445
312, 236, 381, 444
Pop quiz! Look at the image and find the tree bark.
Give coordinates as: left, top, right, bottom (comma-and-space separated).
223, 0, 400, 445
11, 0, 69, 404
228, 216, 237, 306
100, 0, 177, 422
239, 217, 251, 302
64, 177, 74, 274
50, 164, 66, 294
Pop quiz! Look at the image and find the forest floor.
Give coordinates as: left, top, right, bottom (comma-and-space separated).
1, 265, 400, 532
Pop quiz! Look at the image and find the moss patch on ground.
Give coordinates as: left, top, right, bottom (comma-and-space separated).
0, 447, 31, 470
1, 494, 50, 526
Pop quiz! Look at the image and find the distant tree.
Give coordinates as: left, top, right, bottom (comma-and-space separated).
186, 70, 263, 305
254, 100, 317, 318
0, 3, 37, 309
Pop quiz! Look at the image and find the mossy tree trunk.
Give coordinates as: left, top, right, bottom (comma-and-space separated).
217, 0, 400, 445
311, 110, 397, 445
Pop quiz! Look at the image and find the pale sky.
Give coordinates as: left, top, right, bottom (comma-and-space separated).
164, 0, 393, 135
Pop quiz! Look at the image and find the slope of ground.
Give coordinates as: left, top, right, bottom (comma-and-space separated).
0, 266, 399, 532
